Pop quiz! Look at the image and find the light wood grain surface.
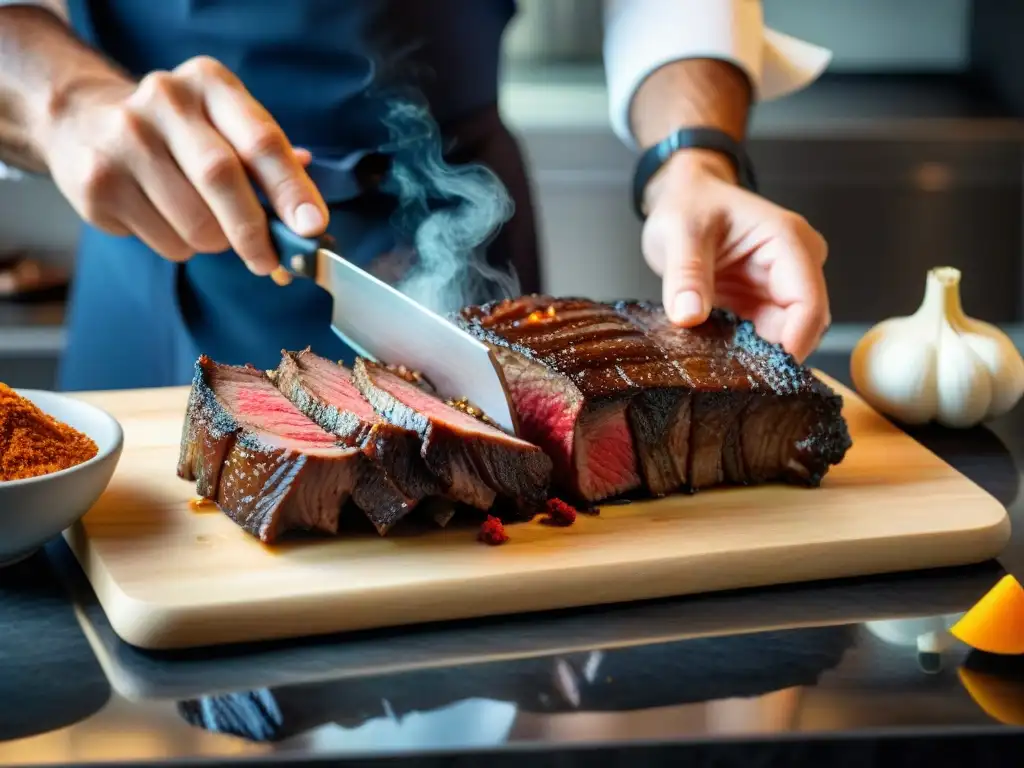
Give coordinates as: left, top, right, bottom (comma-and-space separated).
65, 375, 1010, 650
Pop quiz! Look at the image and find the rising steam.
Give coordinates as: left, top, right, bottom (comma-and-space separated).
378, 100, 520, 314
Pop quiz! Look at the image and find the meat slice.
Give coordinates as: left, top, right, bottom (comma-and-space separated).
617, 301, 851, 488
457, 296, 851, 501
176, 357, 358, 542
456, 296, 692, 501
625, 387, 691, 496
273, 349, 441, 507
177, 356, 413, 542
729, 312, 852, 484
615, 302, 755, 489
352, 358, 553, 511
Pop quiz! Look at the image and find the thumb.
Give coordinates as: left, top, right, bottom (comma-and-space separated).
657, 223, 715, 326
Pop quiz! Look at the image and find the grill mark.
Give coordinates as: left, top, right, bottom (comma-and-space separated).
462, 299, 687, 402
456, 294, 853, 496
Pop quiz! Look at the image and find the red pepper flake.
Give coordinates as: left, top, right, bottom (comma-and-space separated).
478, 515, 509, 545
541, 497, 578, 527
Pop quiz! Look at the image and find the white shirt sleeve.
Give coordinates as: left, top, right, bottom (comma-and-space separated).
603, 0, 832, 147
0, 0, 67, 21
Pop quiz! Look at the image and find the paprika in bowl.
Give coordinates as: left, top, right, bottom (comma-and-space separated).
0, 385, 123, 567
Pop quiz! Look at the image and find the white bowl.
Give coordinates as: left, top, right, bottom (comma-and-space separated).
0, 389, 123, 567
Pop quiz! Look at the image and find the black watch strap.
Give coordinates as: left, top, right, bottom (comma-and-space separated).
632, 127, 758, 218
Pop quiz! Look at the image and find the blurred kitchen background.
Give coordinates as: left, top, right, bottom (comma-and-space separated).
2, 0, 1023, 389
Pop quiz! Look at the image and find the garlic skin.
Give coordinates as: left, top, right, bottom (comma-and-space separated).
851, 267, 1024, 428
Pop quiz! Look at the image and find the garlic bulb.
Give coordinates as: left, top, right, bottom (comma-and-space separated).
851, 267, 1024, 428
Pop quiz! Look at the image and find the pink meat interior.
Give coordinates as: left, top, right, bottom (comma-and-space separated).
497, 350, 579, 476
373, 367, 534, 446
211, 366, 341, 451
573, 402, 640, 500
299, 353, 379, 422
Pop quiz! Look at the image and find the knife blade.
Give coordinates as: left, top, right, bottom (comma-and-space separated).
268, 218, 519, 435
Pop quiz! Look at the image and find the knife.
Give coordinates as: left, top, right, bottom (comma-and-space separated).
267, 218, 520, 436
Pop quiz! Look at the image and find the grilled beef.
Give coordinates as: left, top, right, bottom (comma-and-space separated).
455, 297, 686, 500
619, 301, 850, 488
456, 296, 851, 503
273, 349, 441, 507
178, 293, 850, 542
176, 357, 414, 541
352, 358, 554, 511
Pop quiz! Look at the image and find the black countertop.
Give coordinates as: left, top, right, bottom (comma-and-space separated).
2, 351, 1024, 767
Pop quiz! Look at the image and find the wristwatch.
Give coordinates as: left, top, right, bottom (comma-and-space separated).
632, 126, 758, 219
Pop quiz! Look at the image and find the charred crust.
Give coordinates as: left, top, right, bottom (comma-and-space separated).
451, 308, 553, 368
274, 349, 371, 444
189, 355, 242, 442
459, 296, 853, 493
452, 296, 669, 407
628, 388, 685, 444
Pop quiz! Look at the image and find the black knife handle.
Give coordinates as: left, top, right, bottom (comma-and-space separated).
268, 217, 336, 279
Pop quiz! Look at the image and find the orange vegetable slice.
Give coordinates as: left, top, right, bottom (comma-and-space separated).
949, 575, 1024, 655
958, 667, 1024, 725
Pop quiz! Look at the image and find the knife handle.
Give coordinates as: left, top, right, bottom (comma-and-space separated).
268, 218, 336, 280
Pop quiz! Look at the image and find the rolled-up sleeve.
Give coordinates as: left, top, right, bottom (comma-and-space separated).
603, 0, 832, 147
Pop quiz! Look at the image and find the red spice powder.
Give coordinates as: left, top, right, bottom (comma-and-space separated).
478, 515, 509, 545
541, 497, 578, 527
0, 382, 98, 481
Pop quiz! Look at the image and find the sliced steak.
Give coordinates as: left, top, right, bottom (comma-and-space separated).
729, 312, 852, 484
177, 357, 359, 542
273, 349, 441, 506
352, 358, 553, 511
615, 302, 755, 489
457, 296, 851, 500
177, 356, 413, 541
456, 296, 692, 501
625, 387, 691, 495
617, 301, 851, 488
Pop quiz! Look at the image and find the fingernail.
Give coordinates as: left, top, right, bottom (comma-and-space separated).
243, 259, 272, 277
293, 202, 325, 235
672, 291, 705, 323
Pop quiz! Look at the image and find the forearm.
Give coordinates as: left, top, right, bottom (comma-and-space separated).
603, 0, 832, 148
0, 5, 127, 172
629, 59, 752, 212
629, 59, 751, 149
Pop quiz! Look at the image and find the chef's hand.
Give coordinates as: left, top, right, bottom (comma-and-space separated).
642, 149, 829, 363
36, 55, 328, 275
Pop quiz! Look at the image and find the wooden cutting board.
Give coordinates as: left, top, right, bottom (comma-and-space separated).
65, 375, 1010, 650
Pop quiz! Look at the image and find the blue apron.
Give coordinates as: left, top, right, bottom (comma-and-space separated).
58, 0, 535, 391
